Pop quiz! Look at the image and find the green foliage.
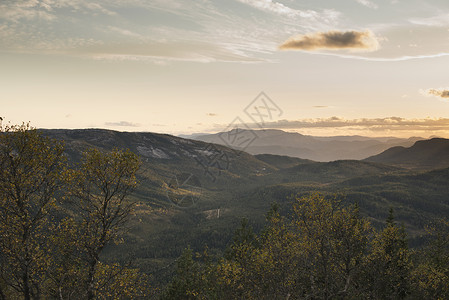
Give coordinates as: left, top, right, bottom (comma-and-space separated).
411, 219, 449, 299
163, 194, 449, 299
163, 194, 372, 299
92, 262, 151, 299
0, 123, 150, 299
224, 218, 257, 260
289, 194, 372, 298
362, 209, 411, 299
162, 248, 221, 300
65, 148, 143, 299
0, 123, 65, 299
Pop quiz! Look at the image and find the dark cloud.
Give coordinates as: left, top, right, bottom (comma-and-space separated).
105, 121, 141, 127
279, 30, 379, 51
421, 88, 449, 99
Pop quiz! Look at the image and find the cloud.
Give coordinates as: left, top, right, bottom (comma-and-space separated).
0, 0, 56, 22
420, 88, 449, 99
236, 0, 306, 17
0, 0, 341, 63
279, 30, 379, 51
310, 51, 449, 62
0, 0, 116, 23
3, 0, 449, 64
105, 121, 141, 127
207, 113, 218, 117
235, 0, 340, 24
355, 0, 378, 9
86, 40, 271, 63
244, 117, 449, 132
410, 14, 449, 27
107, 26, 143, 39
313, 105, 328, 108
83, 2, 116, 16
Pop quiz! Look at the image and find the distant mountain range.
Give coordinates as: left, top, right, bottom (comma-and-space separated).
365, 138, 449, 170
192, 129, 423, 161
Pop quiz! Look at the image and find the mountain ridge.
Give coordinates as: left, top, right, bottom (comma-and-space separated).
365, 138, 449, 170
193, 129, 423, 161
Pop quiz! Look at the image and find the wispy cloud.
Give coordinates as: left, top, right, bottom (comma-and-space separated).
107, 26, 144, 39
420, 88, 449, 100
3, 0, 448, 64
279, 30, 379, 51
236, 0, 309, 18
0, 0, 116, 22
304, 51, 449, 62
410, 13, 449, 27
355, 0, 378, 9
105, 121, 141, 127
207, 113, 218, 117
87, 41, 270, 64
235, 0, 340, 25
0, 0, 282, 63
0, 0, 56, 22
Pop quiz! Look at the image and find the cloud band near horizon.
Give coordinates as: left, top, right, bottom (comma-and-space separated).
231, 117, 449, 132
105, 121, 141, 127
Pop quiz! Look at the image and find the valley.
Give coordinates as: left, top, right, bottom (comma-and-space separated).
42, 128, 449, 287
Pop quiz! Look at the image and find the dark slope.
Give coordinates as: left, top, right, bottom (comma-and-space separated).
254, 154, 314, 169
365, 138, 449, 170
258, 160, 404, 185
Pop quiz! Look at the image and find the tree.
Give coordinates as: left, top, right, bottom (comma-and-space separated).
0, 123, 65, 299
162, 248, 202, 299
291, 194, 371, 299
0, 123, 149, 298
363, 208, 411, 299
213, 194, 372, 299
411, 218, 449, 298
68, 148, 141, 299
162, 246, 222, 300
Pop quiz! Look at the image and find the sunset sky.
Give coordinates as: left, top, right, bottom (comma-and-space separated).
1, 0, 449, 137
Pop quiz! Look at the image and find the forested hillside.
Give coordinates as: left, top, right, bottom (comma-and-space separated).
365, 138, 449, 170
1, 125, 449, 298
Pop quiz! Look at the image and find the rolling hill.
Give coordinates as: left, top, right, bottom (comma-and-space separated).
365, 138, 449, 170
36, 129, 449, 287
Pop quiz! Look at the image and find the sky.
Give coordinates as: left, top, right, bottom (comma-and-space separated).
1, 0, 449, 137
